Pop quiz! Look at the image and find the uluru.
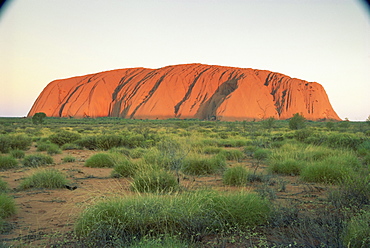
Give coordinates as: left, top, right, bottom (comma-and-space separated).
28, 63, 340, 121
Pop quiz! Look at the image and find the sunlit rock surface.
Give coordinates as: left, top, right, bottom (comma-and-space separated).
28, 64, 340, 121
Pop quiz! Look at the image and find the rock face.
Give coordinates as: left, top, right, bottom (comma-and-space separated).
28, 64, 341, 121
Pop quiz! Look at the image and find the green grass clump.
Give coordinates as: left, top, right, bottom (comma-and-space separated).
85, 153, 114, 168
219, 149, 244, 161
0, 156, 18, 169
131, 169, 179, 193
36, 141, 52, 151
202, 146, 223, 154
223, 165, 249, 186
269, 159, 304, 176
0, 194, 16, 226
9, 149, 25, 159
181, 154, 226, 176
96, 134, 123, 150
74, 190, 270, 246
46, 143, 62, 155
343, 210, 370, 248
23, 154, 54, 167
62, 155, 76, 163
0, 178, 8, 192
300, 158, 355, 184
19, 168, 68, 189
111, 156, 138, 178
0, 134, 32, 153
61, 143, 81, 150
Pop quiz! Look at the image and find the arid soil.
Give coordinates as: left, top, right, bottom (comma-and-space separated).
1, 145, 329, 247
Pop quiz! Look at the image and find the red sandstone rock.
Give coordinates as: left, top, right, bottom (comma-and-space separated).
28, 64, 341, 121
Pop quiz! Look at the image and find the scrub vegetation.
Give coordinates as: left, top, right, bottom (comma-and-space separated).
0, 115, 369, 247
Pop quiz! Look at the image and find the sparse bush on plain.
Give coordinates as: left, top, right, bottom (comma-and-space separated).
223, 165, 249, 186
46, 143, 62, 155
76, 136, 98, 150
9, 149, 25, 159
0, 156, 18, 169
0, 134, 32, 153
61, 143, 81, 150
62, 155, 76, 163
23, 154, 54, 167
181, 154, 226, 176
85, 153, 114, 168
131, 168, 179, 193
0, 193, 16, 219
269, 159, 304, 176
96, 134, 123, 150
0, 178, 8, 192
74, 190, 270, 246
300, 158, 355, 184
289, 113, 306, 130
49, 130, 81, 146
111, 156, 138, 178
19, 168, 68, 189
219, 149, 244, 161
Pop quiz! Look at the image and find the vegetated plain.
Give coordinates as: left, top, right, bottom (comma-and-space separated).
0, 116, 369, 247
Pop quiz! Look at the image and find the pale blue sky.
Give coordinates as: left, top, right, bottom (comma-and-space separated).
0, 0, 369, 120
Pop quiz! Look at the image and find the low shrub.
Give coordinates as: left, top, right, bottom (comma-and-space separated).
96, 134, 123, 150
85, 153, 114, 168
0, 193, 16, 219
0, 156, 18, 169
328, 175, 370, 210
61, 143, 81, 150
9, 149, 25, 159
253, 148, 270, 161
111, 156, 138, 178
62, 155, 76, 163
223, 165, 249, 186
23, 154, 54, 167
36, 141, 52, 151
19, 168, 68, 189
49, 130, 81, 146
181, 154, 226, 176
76, 136, 98, 150
300, 158, 355, 184
219, 149, 244, 161
129, 147, 146, 159
74, 190, 270, 246
202, 146, 223, 155
131, 169, 179, 193
46, 143, 62, 155
0, 134, 32, 153
269, 159, 303, 176
343, 210, 370, 247
0, 178, 8, 192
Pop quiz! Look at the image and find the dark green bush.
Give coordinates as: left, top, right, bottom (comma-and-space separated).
49, 130, 81, 146
253, 148, 270, 161
9, 149, 25, 159
223, 165, 249, 186
289, 113, 306, 130
23, 154, 54, 167
0, 156, 18, 169
85, 153, 114, 168
294, 128, 313, 142
76, 136, 98, 150
0, 135, 32, 153
96, 135, 123, 150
